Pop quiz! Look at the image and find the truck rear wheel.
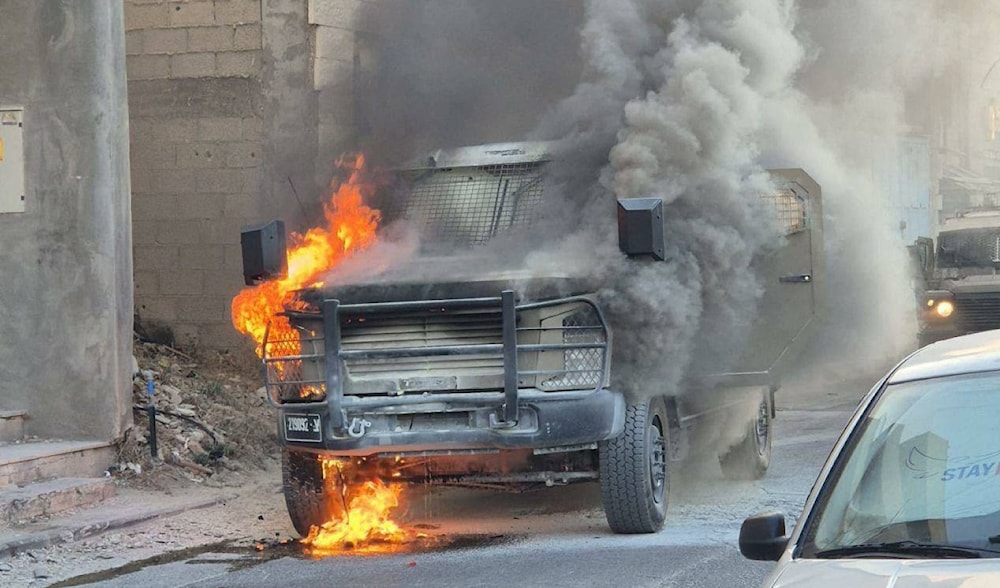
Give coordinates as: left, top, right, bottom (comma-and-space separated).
599, 397, 669, 534
282, 448, 332, 537
718, 389, 772, 481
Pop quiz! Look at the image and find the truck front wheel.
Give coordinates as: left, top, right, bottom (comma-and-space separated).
599, 397, 669, 534
281, 448, 332, 537
718, 388, 772, 481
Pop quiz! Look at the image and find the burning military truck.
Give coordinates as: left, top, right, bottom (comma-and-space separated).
238, 142, 823, 535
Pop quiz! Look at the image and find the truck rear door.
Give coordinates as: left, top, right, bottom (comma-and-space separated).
734, 169, 824, 383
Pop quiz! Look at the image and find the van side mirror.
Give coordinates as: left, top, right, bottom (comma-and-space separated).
912, 236, 935, 275
240, 220, 287, 286
739, 512, 788, 561
617, 198, 665, 261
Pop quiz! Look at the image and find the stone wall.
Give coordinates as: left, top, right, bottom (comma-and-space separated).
123, 0, 367, 350
309, 0, 373, 189
125, 0, 266, 349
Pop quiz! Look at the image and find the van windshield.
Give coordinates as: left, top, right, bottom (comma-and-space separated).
385, 161, 547, 247
937, 229, 1000, 267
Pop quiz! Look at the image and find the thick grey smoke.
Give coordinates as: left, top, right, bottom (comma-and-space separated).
348, 0, 803, 402
342, 0, 992, 407
760, 0, 977, 369
526, 0, 800, 399
356, 1, 583, 163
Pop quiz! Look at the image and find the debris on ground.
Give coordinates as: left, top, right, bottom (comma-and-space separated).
114, 338, 278, 490
0, 339, 291, 587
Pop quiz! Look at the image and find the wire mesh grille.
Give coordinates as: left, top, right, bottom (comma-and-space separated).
761, 188, 806, 235
938, 229, 1000, 266
392, 162, 545, 244
263, 323, 326, 402
955, 294, 1000, 331
540, 306, 606, 391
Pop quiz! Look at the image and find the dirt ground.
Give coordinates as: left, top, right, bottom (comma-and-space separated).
0, 326, 897, 586
1, 464, 294, 587
1, 341, 298, 587
117, 340, 278, 482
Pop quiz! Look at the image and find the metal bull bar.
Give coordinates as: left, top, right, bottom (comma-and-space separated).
322, 291, 519, 435
264, 289, 610, 438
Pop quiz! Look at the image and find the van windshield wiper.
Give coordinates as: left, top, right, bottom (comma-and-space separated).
814, 541, 994, 559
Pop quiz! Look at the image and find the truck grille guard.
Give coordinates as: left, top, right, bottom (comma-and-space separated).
953, 293, 1000, 332
261, 290, 610, 436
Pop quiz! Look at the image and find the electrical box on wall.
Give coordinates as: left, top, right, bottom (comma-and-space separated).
0, 107, 25, 214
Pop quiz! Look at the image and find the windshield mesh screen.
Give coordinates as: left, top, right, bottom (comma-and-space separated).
937, 229, 1000, 266
760, 188, 807, 235
389, 162, 546, 244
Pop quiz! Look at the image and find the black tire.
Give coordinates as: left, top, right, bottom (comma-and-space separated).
599, 397, 669, 534
718, 389, 772, 481
281, 448, 332, 537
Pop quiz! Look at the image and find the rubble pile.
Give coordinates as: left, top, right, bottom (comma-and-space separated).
115, 340, 277, 486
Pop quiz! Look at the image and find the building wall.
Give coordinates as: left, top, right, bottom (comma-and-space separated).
125, 0, 267, 349
262, 0, 320, 225
124, 0, 359, 350
0, 1, 133, 440
309, 0, 372, 189
969, 14, 1000, 179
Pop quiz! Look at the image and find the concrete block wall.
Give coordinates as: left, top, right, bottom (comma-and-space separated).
125, 0, 264, 349
123, 0, 372, 350
309, 0, 376, 189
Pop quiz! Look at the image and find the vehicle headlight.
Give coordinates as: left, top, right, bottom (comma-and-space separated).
922, 291, 955, 321
934, 300, 955, 318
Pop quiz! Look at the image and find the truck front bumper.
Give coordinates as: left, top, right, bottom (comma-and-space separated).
279, 388, 626, 457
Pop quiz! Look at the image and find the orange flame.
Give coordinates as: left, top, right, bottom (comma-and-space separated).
231, 154, 381, 357
231, 158, 413, 553
301, 458, 412, 554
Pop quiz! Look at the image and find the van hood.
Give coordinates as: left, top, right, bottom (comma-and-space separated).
941, 274, 1000, 294
303, 253, 599, 305
765, 559, 1000, 587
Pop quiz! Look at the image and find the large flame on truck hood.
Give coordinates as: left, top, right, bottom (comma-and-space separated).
231, 154, 380, 355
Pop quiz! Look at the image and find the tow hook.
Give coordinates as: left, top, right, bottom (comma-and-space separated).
489, 412, 517, 429
347, 417, 372, 438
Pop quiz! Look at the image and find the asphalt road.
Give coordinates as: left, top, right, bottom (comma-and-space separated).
58, 399, 871, 588
57, 330, 905, 588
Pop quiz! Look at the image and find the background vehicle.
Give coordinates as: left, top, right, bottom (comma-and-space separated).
740, 329, 1000, 586
912, 190, 1000, 346
245, 143, 824, 535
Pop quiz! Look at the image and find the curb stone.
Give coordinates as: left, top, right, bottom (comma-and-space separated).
0, 494, 232, 559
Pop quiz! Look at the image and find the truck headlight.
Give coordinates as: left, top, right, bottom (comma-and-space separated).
934, 300, 955, 318
922, 291, 955, 321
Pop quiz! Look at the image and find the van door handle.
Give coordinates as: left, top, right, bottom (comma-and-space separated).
779, 274, 812, 283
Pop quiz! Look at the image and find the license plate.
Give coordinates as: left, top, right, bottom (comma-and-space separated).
284, 413, 322, 443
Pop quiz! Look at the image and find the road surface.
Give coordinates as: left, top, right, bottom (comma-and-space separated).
57, 403, 872, 587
